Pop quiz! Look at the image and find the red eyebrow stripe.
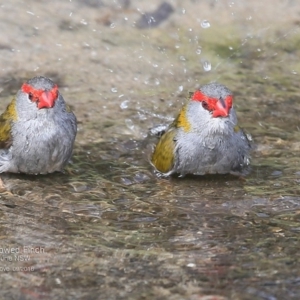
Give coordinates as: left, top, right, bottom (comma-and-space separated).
225, 95, 233, 107
191, 90, 207, 101
191, 90, 219, 103
21, 83, 58, 101
22, 83, 37, 94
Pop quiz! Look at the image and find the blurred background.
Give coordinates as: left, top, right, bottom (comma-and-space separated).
0, 0, 300, 299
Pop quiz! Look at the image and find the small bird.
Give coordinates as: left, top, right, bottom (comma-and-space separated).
151, 82, 252, 177
0, 76, 77, 174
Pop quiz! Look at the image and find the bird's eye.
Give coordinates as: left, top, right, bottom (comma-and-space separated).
28, 92, 33, 101
202, 101, 209, 110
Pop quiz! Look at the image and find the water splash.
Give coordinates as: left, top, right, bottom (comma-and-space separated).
111, 87, 118, 93
196, 48, 202, 55
201, 20, 210, 29
125, 119, 135, 131
202, 60, 211, 72
120, 100, 130, 110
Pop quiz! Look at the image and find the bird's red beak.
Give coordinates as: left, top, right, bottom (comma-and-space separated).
212, 96, 233, 118
38, 90, 56, 109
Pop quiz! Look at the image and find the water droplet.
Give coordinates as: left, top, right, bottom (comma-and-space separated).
182, 8, 186, 14
257, 48, 261, 52
152, 63, 158, 68
145, 16, 156, 25
120, 100, 130, 109
125, 119, 135, 131
202, 60, 211, 72
178, 85, 183, 92
155, 78, 160, 85
246, 133, 252, 141
291, 70, 297, 75
189, 28, 193, 32
111, 87, 118, 93
179, 55, 186, 61
229, 46, 233, 50
137, 111, 147, 121
175, 45, 180, 49
196, 48, 202, 55
110, 23, 116, 28
247, 16, 252, 20
201, 20, 210, 29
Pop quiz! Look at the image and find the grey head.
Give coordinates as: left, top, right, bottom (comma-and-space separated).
16, 76, 65, 120
199, 82, 233, 99
185, 82, 237, 134
26, 76, 56, 90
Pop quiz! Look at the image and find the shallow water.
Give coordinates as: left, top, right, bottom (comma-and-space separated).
0, 0, 300, 299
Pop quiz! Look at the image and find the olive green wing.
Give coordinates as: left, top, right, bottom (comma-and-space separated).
0, 98, 17, 149
151, 128, 177, 174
